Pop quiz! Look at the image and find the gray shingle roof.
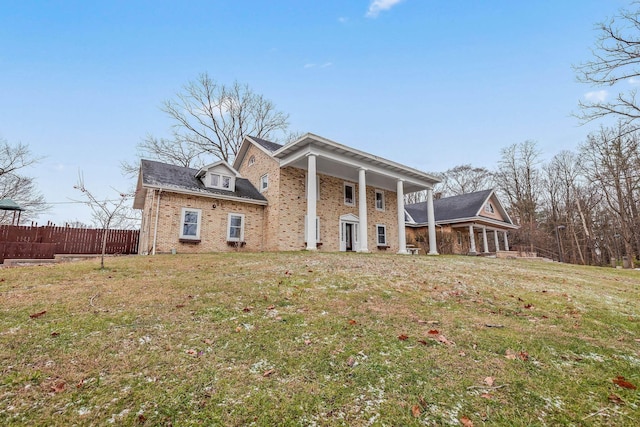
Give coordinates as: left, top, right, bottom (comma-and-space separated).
406, 189, 494, 224
140, 160, 266, 203
250, 136, 283, 152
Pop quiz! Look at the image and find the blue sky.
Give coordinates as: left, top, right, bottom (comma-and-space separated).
0, 0, 630, 225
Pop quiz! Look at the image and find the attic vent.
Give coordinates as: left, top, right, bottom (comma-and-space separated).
248, 155, 255, 166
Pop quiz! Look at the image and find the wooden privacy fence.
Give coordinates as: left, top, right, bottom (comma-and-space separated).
0, 225, 139, 263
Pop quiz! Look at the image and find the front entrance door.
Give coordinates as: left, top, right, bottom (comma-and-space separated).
340, 220, 359, 252
345, 223, 353, 251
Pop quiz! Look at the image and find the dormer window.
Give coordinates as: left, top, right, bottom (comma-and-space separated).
211, 174, 232, 190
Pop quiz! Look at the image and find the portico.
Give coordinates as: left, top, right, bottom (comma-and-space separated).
272, 134, 440, 254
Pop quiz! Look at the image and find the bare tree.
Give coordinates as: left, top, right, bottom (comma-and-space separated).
579, 124, 640, 267
74, 173, 133, 269
121, 134, 207, 177
575, 4, 640, 126
0, 138, 47, 224
161, 73, 290, 163
438, 164, 494, 196
494, 141, 542, 251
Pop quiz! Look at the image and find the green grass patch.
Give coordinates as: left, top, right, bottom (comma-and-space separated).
1, 253, 638, 425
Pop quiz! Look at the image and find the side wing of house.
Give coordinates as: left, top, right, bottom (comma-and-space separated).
405, 189, 519, 255
133, 159, 267, 254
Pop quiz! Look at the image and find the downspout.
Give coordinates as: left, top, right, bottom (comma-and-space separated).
152, 188, 163, 255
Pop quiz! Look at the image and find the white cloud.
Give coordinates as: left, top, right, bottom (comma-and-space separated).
584, 90, 608, 102
338, 16, 348, 24
629, 77, 640, 85
321, 62, 333, 68
304, 63, 316, 69
366, 0, 404, 18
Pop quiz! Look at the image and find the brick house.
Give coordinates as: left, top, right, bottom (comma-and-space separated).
405, 189, 519, 255
133, 133, 441, 254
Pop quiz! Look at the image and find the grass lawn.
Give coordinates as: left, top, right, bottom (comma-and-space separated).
0, 252, 639, 426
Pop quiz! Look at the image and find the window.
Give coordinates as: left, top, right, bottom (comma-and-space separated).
485, 203, 494, 213
227, 213, 245, 242
260, 174, 268, 192
376, 224, 387, 246
456, 231, 462, 245
375, 190, 385, 211
248, 155, 255, 166
211, 173, 232, 190
180, 208, 201, 240
344, 183, 355, 206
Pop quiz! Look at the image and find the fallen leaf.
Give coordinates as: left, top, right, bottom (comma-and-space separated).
30, 310, 47, 319
186, 349, 197, 356
242, 306, 252, 312
138, 414, 147, 424
437, 335, 454, 346
175, 304, 185, 308
267, 305, 275, 310
524, 304, 533, 309
480, 393, 492, 399
505, 350, 517, 360
608, 394, 624, 404
459, 351, 466, 356
346, 356, 355, 367
50, 332, 60, 337
460, 416, 474, 426
263, 369, 275, 377
428, 329, 439, 335
613, 376, 637, 390
203, 338, 213, 345
304, 340, 312, 345
518, 351, 529, 361
411, 404, 421, 417
76, 379, 84, 388
348, 319, 357, 325
51, 381, 65, 393
398, 334, 409, 341
484, 377, 494, 387
417, 340, 428, 346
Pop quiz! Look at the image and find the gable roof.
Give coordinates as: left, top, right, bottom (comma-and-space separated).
405, 189, 517, 228
133, 159, 267, 209
195, 160, 241, 178
0, 199, 24, 211
232, 135, 284, 170
250, 136, 283, 152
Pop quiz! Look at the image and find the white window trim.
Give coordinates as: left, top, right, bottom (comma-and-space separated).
227, 213, 245, 242
376, 224, 387, 246
260, 174, 269, 192
344, 182, 356, 206
180, 207, 202, 240
211, 173, 232, 190
375, 189, 385, 211
485, 203, 494, 213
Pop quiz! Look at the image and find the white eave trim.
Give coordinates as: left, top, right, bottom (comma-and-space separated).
273, 133, 441, 186
140, 184, 268, 206
406, 216, 520, 230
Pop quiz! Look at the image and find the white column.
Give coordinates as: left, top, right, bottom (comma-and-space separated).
482, 227, 489, 253
397, 179, 407, 254
306, 154, 317, 251
426, 187, 438, 255
468, 225, 477, 254
503, 231, 509, 251
494, 230, 500, 252
358, 168, 369, 252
